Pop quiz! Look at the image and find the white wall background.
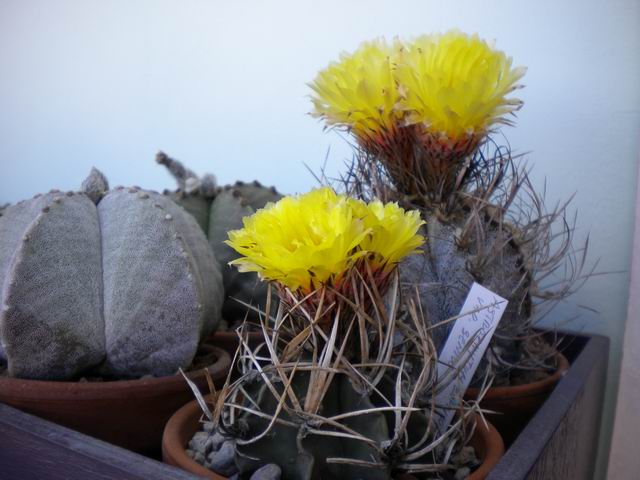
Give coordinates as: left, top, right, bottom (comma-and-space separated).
1, 1, 638, 477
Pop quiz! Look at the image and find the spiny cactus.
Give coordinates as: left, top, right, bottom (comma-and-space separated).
231, 370, 391, 479
0, 168, 224, 380
310, 32, 585, 383
210, 279, 477, 480
194, 190, 481, 480
156, 152, 281, 322
397, 162, 534, 375
348, 142, 581, 383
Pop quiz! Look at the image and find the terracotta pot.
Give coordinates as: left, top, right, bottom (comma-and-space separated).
0, 343, 231, 455
465, 352, 570, 446
163, 399, 504, 480
465, 416, 505, 479
163, 395, 225, 479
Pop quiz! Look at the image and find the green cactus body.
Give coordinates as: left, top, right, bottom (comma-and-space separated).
233, 372, 391, 480
211, 264, 470, 478
157, 152, 281, 321
0, 169, 224, 380
167, 193, 212, 233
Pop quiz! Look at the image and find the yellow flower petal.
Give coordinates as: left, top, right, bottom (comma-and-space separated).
226, 188, 424, 293
309, 39, 403, 142
395, 30, 525, 140
309, 30, 525, 146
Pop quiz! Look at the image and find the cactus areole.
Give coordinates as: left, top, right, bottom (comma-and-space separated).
0, 168, 224, 380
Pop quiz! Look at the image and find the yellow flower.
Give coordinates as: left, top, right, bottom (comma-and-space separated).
349, 198, 424, 269
395, 31, 526, 141
309, 31, 526, 164
309, 39, 402, 144
226, 188, 424, 293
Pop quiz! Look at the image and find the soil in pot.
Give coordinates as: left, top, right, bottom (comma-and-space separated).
0, 341, 231, 456
162, 398, 504, 480
465, 350, 569, 446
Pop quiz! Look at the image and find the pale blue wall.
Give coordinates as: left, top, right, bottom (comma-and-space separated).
1, 1, 639, 477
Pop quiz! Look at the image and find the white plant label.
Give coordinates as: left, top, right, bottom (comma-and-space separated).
433, 282, 508, 435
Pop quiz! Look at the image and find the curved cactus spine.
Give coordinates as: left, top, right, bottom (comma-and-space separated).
309, 34, 590, 383
233, 372, 391, 479
157, 152, 282, 322
209, 274, 477, 479
0, 168, 224, 380
346, 144, 584, 382
400, 213, 532, 370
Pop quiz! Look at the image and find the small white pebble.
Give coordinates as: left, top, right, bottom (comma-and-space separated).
208, 441, 238, 476
455, 467, 471, 480
250, 463, 282, 480
202, 421, 215, 433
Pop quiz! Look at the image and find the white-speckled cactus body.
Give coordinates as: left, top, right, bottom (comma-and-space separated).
400, 213, 532, 377
0, 169, 223, 380
157, 152, 281, 321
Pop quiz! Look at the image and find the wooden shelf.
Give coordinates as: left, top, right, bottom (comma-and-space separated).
0, 331, 609, 479
488, 332, 609, 480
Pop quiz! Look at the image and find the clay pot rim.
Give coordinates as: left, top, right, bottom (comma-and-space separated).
465, 352, 570, 400
467, 413, 504, 480
163, 398, 504, 480
0, 345, 231, 398
163, 395, 226, 480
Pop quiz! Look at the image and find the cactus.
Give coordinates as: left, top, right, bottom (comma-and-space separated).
347, 143, 579, 382
156, 152, 281, 322
309, 33, 585, 382
398, 188, 534, 377
195, 190, 479, 480
210, 279, 475, 480
232, 370, 391, 480
0, 168, 224, 380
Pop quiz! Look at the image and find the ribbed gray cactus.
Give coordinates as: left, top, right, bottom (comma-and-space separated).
157, 152, 281, 322
348, 143, 576, 382
0, 168, 224, 380
400, 214, 532, 376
